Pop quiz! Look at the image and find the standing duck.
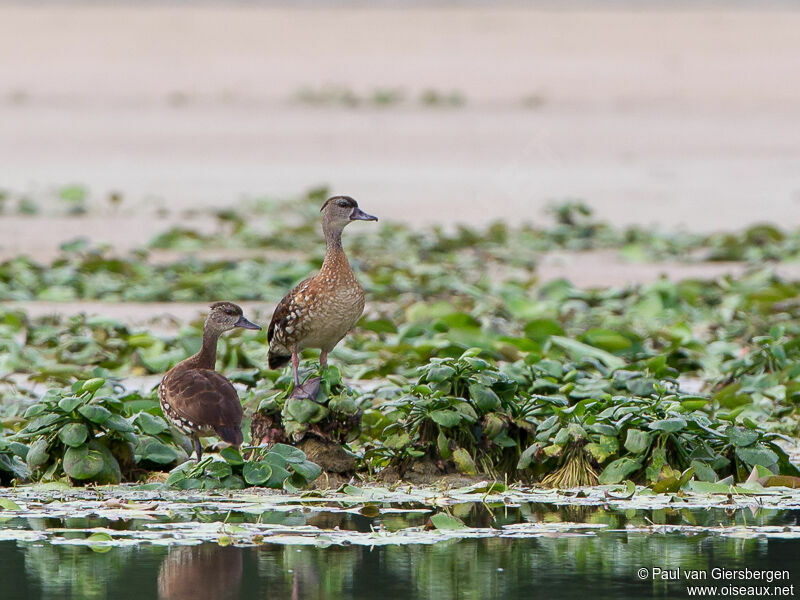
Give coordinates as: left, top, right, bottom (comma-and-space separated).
159, 302, 261, 460
267, 196, 377, 398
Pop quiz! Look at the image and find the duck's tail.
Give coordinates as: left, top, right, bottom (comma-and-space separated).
214, 425, 243, 448
268, 350, 291, 370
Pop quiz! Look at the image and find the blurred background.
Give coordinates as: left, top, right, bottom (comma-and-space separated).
2, 0, 800, 263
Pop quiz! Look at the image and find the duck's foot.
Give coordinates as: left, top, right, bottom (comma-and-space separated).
308, 423, 332, 441
193, 436, 203, 462
207, 440, 232, 453
290, 377, 322, 400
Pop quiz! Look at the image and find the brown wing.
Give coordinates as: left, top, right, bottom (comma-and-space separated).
162, 369, 243, 430
268, 276, 313, 345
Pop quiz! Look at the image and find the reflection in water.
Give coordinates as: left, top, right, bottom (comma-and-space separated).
158, 546, 243, 600
22, 543, 134, 599
257, 546, 361, 600
1, 503, 797, 600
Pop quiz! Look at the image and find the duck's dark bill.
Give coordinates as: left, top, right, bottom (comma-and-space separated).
350, 207, 378, 221
235, 316, 261, 330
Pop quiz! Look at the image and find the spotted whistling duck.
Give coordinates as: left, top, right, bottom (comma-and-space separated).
267, 196, 377, 398
159, 302, 261, 460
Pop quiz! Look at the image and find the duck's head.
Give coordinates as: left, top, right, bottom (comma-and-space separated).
320, 196, 377, 234
205, 302, 261, 335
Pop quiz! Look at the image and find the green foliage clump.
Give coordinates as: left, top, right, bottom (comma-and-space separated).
12, 378, 187, 484
252, 365, 364, 445
373, 349, 531, 476
511, 354, 799, 488
165, 443, 321, 491
362, 346, 798, 488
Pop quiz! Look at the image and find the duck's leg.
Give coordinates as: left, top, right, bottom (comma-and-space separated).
289, 348, 322, 400
320, 350, 328, 369
193, 435, 203, 462
291, 350, 301, 386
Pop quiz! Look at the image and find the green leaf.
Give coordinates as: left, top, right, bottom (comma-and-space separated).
78, 404, 112, 424
736, 444, 778, 468
292, 460, 322, 482
624, 376, 657, 396
57, 396, 84, 413
427, 365, 456, 383
80, 378, 106, 394
651, 475, 680, 494
270, 444, 307, 464
103, 414, 134, 433
221, 447, 244, 466
26, 438, 50, 469
63, 444, 105, 480
437, 431, 452, 460
763, 475, 800, 489
452, 448, 477, 476
135, 437, 179, 464
429, 513, 467, 530
606, 480, 636, 499
205, 461, 233, 480
549, 336, 626, 369
135, 412, 169, 435
687, 480, 756, 495
690, 459, 718, 482
242, 461, 273, 486
645, 445, 668, 484
517, 444, 540, 470
165, 464, 190, 486
86, 532, 113, 543
588, 423, 618, 437
265, 464, 291, 489
220, 475, 247, 490
429, 410, 462, 428
713, 383, 752, 409
679, 396, 709, 411
598, 458, 642, 484
24, 413, 63, 433
0, 498, 21, 510
468, 384, 500, 412
285, 398, 325, 424
384, 433, 410, 450
176, 478, 203, 490
648, 418, 687, 433
624, 429, 650, 454
581, 329, 632, 352
58, 422, 89, 448
585, 435, 618, 463
524, 319, 564, 343
361, 318, 397, 334
23, 404, 47, 419
725, 425, 759, 448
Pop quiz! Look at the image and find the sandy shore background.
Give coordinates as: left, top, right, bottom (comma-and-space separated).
2, 5, 800, 249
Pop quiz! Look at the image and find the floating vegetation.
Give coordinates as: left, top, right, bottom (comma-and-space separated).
164, 444, 321, 491
292, 86, 465, 108
0, 187, 799, 496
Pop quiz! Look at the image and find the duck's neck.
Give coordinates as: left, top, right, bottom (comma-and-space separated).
322, 225, 351, 271
182, 328, 220, 370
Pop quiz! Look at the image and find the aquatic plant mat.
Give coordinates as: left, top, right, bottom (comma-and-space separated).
2, 482, 799, 600
2, 482, 800, 547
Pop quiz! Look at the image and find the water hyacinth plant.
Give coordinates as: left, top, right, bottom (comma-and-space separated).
10, 378, 188, 484
164, 443, 321, 491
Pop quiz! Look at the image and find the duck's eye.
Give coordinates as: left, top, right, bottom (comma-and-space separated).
337, 200, 349, 207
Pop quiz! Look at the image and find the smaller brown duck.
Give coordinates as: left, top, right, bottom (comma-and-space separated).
267, 196, 377, 398
159, 302, 261, 460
